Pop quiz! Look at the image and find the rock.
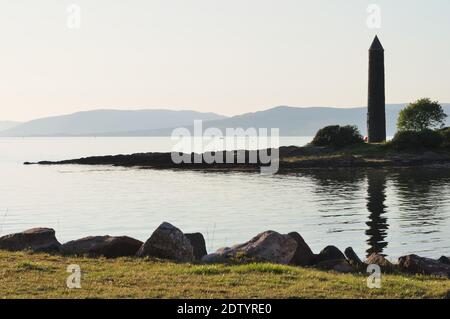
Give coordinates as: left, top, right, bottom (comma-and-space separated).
202, 247, 233, 264
315, 259, 355, 273
344, 247, 364, 268
398, 254, 450, 278
315, 246, 346, 264
136, 222, 194, 262
201, 231, 297, 265
60, 236, 142, 258
438, 256, 450, 265
417, 151, 442, 161
0, 228, 61, 253
185, 233, 207, 260
287, 232, 314, 266
365, 253, 395, 273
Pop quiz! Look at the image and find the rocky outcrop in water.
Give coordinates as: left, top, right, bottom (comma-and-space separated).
60, 236, 143, 258
24, 145, 450, 172
136, 222, 194, 262
0, 228, 60, 253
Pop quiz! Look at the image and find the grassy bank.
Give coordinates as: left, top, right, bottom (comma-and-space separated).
0, 251, 449, 299
284, 142, 450, 160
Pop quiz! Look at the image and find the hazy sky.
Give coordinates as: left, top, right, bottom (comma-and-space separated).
1, 0, 450, 121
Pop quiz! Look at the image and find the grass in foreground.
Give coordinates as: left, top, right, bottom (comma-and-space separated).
0, 251, 449, 299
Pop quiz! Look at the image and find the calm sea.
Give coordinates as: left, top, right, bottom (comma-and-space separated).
0, 137, 449, 260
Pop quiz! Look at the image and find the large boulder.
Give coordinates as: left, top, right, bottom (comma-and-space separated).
344, 247, 364, 268
288, 232, 314, 266
201, 247, 233, 264
315, 246, 346, 264
0, 228, 61, 253
315, 259, 355, 273
398, 254, 450, 278
185, 233, 207, 261
438, 256, 450, 265
365, 253, 395, 273
61, 236, 143, 258
202, 231, 297, 265
136, 222, 194, 262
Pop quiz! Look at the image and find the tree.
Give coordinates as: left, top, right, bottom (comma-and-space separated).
397, 98, 447, 132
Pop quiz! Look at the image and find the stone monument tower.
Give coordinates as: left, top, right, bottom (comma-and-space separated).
367, 35, 386, 143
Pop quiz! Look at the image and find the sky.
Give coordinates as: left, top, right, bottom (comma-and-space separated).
1, 0, 450, 121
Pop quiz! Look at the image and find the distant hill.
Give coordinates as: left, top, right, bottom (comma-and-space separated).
0, 109, 226, 137
0, 121, 21, 132
90, 104, 450, 137
1, 104, 449, 137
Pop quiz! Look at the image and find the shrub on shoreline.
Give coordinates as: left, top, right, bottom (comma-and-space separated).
390, 129, 444, 150
440, 127, 450, 149
311, 125, 364, 148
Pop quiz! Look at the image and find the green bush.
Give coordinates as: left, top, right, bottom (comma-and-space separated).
311, 125, 364, 148
397, 98, 447, 131
390, 129, 444, 150
440, 127, 450, 149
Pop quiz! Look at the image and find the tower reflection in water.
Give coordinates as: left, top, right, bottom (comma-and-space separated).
365, 171, 389, 257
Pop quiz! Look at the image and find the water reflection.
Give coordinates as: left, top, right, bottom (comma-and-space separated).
393, 169, 448, 232
301, 169, 366, 208
365, 171, 388, 256
303, 168, 450, 257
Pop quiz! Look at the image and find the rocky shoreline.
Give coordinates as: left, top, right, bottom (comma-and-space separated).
23, 146, 450, 172
1, 223, 449, 278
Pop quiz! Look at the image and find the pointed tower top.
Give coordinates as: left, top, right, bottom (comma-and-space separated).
369, 35, 384, 51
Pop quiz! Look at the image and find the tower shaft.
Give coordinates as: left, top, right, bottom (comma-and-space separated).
367, 36, 386, 143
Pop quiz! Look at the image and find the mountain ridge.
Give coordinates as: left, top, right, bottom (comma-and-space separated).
82, 104, 450, 137
0, 109, 226, 137
0, 121, 21, 132
1, 104, 449, 137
